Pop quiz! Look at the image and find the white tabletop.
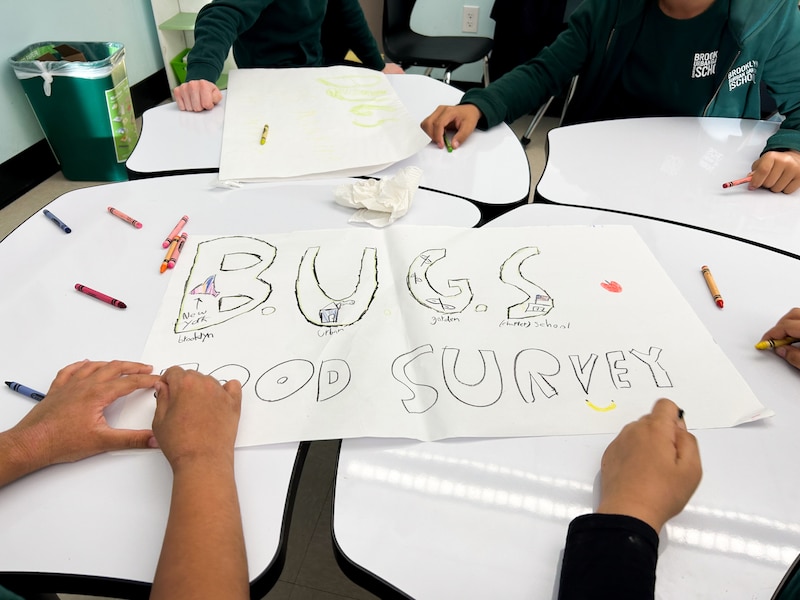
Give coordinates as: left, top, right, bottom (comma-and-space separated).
0, 174, 479, 593
127, 74, 531, 206
536, 116, 800, 256
334, 203, 800, 600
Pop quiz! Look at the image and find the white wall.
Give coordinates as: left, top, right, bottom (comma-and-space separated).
1, 0, 162, 164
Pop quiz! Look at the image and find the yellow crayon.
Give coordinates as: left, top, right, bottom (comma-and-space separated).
260, 124, 269, 145
755, 337, 800, 350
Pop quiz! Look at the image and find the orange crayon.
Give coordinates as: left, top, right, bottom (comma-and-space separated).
161, 237, 179, 273
168, 232, 188, 269
701, 265, 724, 308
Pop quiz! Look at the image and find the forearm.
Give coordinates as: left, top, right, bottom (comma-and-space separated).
762, 7, 800, 154
187, 0, 266, 82
763, 123, 800, 155
460, 13, 588, 128
0, 427, 50, 488
558, 514, 659, 600
461, 59, 556, 129
764, 77, 800, 154
151, 459, 248, 600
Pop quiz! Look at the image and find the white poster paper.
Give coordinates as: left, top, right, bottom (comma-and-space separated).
118, 226, 770, 446
218, 67, 431, 182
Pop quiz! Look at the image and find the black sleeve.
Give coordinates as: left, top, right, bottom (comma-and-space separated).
557, 513, 659, 600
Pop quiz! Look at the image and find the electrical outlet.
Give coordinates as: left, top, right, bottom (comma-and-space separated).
462, 5, 479, 33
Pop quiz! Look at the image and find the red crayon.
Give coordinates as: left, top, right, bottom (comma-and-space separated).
722, 175, 752, 189
75, 283, 127, 309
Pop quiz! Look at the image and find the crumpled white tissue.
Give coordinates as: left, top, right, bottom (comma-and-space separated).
334, 166, 423, 227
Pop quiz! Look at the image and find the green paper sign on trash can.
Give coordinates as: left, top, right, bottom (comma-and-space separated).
9, 41, 139, 182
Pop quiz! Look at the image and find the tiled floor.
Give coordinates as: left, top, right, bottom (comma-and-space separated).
3, 113, 558, 600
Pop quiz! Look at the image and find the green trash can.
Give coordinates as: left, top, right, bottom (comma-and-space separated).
9, 41, 139, 182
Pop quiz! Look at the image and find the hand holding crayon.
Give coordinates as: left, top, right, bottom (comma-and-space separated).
758, 308, 800, 370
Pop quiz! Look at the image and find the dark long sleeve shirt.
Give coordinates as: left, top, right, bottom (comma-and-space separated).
558, 513, 659, 600
187, 0, 385, 84
462, 0, 800, 155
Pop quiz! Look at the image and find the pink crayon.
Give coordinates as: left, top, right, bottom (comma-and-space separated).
168, 232, 188, 269
722, 175, 752, 189
163, 215, 189, 248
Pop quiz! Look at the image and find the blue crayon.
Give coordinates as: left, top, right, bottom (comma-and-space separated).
5, 381, 45, 402
43, 209, 71, 233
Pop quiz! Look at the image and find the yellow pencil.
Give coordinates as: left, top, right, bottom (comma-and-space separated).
260, 124, 269, 145
755, 337, 800, 350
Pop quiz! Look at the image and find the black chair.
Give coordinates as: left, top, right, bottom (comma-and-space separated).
382, 0, 494, 85
520, 75, 578, 146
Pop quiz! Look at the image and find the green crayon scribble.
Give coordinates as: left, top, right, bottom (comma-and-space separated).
354, 118, 398, 128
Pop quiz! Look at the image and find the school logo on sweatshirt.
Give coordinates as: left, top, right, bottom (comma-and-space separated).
727, 60, 759, 91
692, 51, 718, 78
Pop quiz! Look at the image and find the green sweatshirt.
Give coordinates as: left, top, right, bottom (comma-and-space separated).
0, 586, 23, 600
462, 0, 800, 153
186, 0, 385, 83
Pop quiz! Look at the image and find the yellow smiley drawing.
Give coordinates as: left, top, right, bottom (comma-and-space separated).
585, 399, 616, 412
